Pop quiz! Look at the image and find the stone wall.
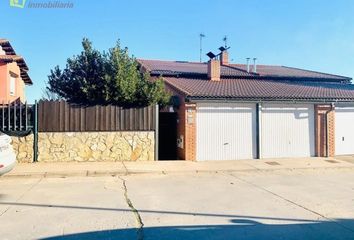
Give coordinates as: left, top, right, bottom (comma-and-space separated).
11, 134, 34, 163
38, 131, 155, 162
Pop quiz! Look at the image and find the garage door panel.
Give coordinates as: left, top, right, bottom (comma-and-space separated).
196, 103, 257, 161
261, 104, 315, 158
335, 106, 354, 155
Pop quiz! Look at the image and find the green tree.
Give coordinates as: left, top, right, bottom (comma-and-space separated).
47, 38, 108, 105
46, 38, 170, 107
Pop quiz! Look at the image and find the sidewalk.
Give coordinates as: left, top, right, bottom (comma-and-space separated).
2, 157, 354, 179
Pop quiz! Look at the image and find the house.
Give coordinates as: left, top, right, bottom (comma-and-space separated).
0, 39, 32, 103
138, 48, 354, 161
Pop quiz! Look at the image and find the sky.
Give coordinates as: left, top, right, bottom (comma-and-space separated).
2, 0, 354, 103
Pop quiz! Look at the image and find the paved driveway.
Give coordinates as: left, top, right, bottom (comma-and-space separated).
1, 168, 354, 239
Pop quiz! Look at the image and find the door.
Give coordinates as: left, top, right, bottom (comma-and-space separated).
335, 106, 354, 155
196, 103, 257, 161
159, 112, 177, 160
261, 104, 315, 158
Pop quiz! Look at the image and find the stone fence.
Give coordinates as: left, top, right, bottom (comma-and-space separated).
5, 101, 158, 163
12, 131, 155, 163
11, 135, 34, 163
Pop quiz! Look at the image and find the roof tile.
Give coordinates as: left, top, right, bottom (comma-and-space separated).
139, 59, 354, 101
164, 77, 354, 101
139, 59, 351, 82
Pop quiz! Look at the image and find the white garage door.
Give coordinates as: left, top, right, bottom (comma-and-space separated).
261, 104, 315, 158
335, 106, 354, 155
196, 103, 257, 161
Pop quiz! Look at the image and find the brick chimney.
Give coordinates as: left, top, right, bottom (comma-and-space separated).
220, 50, 229, 65
207, 59, 221, 81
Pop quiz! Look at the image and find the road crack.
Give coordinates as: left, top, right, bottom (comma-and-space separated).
226, 172, 354, 234
119, 175, 144, 240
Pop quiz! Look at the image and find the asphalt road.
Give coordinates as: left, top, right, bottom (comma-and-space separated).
1, 168, 354, 240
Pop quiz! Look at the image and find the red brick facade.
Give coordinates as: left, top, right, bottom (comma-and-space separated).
175, 98, 196, 161
315, 105, 335, 157
150, 67, 340, 161
173, 99, 338, 161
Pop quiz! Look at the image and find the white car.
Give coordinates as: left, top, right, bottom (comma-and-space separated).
0, 133, 16, 176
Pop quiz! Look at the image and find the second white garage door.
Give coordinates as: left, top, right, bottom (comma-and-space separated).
261, 104, 315, 158
196, 103, 257, 161
335, 106, 354, 155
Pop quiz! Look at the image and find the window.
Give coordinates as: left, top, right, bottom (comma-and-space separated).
10, 74, 16, 96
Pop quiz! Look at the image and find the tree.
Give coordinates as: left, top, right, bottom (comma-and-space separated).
46, 38, 170, 107
47, 38, 108, 105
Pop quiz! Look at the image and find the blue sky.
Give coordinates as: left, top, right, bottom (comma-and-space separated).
2, 0, 354, 103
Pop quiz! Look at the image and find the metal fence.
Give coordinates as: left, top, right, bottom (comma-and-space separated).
38, 101, 157, 132
0, 101, 35, 132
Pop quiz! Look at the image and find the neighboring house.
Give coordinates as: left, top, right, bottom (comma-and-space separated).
139, 49, 354, 161
0, 39, 32, 103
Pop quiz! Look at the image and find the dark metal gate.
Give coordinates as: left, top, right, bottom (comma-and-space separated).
158, 112, 177, 160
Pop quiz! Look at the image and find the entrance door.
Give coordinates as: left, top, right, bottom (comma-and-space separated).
158, 112, 177, 160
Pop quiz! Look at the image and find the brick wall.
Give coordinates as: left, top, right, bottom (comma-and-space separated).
175, 97, 196, 161
315, 105, 335, 157
176, 98, 186, 160
184, 103, 196, 160
164, 82, 197, 161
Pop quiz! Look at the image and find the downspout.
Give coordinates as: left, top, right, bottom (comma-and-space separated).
256, 103, 261, 159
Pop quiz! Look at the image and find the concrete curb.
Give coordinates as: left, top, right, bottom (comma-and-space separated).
2, 165, 354, 179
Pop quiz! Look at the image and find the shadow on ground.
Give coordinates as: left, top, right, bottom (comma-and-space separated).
40, 218, 354, 240
1, 201, 353, 240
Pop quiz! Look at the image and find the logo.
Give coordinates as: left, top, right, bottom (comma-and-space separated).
9, 0, 74, 9
10, 0, 27, 8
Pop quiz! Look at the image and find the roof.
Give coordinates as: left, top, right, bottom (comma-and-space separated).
163, 77, 354, 101
138, 59, 354, 102
0, 39, 32, 85
231, 64, 350, 81
138, 59, 351, 83
139, 59, 253, 78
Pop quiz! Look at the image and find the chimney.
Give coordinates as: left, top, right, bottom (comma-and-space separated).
220, 50, 229, 65
208, 59, 221, 81
253, 58, 257, 73
246, 58, 250, 73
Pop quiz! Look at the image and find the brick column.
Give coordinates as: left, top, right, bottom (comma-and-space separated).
315, 105, 335, 157
176, 100, 197, 161
184, 103, 196, 160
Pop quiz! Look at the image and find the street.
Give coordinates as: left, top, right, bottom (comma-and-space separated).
1, 167, 354, 239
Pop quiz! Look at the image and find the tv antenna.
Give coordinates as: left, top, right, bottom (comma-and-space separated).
199, 33, 206, 62
223, 36, 228, 48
